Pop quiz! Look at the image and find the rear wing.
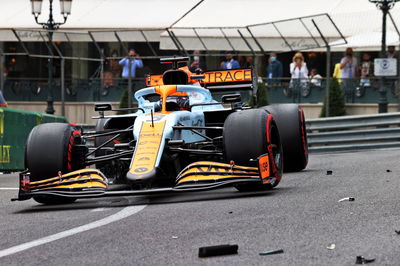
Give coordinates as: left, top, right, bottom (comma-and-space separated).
145, 68, 256, 92
202, 68, 254, 91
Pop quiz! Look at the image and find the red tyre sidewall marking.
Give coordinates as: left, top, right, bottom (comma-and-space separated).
266, 114, 281, 181
67, 130, 82, 171
299, 108, 308, 165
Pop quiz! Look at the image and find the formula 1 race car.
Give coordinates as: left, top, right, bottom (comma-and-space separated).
14, 57, 308, 204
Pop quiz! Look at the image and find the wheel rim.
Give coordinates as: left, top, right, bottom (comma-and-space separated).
265, 116, 282, 187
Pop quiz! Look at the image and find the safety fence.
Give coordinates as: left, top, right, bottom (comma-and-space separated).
3, 77, 400, 105
0, 107, 67, 171
306, 112, 400, 153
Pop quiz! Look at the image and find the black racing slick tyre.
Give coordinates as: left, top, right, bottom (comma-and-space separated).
223, 109, 283, 191
25, 123, 84, 204
263, 104, 308, 172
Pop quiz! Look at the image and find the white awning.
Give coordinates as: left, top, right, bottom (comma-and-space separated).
0, 0, 200, 29
329, 31, 400, 51
0, 0, 399, 52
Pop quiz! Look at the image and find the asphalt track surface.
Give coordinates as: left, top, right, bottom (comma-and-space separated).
1, 149, 400, 265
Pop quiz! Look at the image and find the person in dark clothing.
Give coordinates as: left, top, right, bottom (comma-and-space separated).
189, 50, 206, 73
266, 52, 283, 88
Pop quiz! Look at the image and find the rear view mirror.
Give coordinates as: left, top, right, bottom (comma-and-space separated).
221, 94, 241, 103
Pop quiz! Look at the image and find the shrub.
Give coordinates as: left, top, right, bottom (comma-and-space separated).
320, 78, 346, 117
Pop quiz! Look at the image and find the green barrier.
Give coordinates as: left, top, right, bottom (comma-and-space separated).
0, 108, 67, 172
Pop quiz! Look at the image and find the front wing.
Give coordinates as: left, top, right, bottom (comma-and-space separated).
13, 154, 276, 201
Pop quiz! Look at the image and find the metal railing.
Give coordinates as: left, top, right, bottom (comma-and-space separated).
263, 77, 400, 104
306, 112, 400, 152
3, 76, 400, 105
2, 77, 146, 102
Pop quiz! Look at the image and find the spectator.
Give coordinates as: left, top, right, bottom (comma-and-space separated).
189, 50, 206, 73
220, 53, 240, 70
359, 52, 373, 87
238, 56, 247, 68
239, 56, 254, 68
289, 52, 309, 96
0, 90, 7, 107
119, 49, 143, 79
309, 68, 322, 87
266, 52, 283, 79
109, 49, 121, 79
386, 46, 399, 95
245, 56, 254, 68
387, 45, 398, 59
340, 47, 357, 102
333, 63, 342, 83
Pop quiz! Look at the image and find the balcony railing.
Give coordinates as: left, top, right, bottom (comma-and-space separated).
2, 77, 399, 104
263, 77, 400, 104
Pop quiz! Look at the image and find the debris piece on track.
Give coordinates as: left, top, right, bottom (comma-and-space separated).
259, 249, 284, 256
172, 236, 178, 239
395, 230, 400, 235
198, 244, 238, 257
355, 256, 375, 264
386, 169, 392, 172
338, 197, 355, 202
326, 244, 336, 250
326, 170, 333, 175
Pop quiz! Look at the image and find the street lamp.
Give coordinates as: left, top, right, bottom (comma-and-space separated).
369, 0, 400, 113
30, 0, 72, 114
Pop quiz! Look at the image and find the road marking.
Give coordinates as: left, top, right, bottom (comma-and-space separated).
91, 207, 106, 212
0, 204, 146, 258
0, 188, 18, 190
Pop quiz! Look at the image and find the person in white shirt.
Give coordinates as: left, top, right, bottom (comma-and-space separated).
340, 47, 357, 102
288, 52, 309, 97
309, 68, 322, 87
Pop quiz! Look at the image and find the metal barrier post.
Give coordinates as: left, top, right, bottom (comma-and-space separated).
61, 58, 65, 117
326, 46, 331, 117
0, 49, 4, 93
128, 58, 132, 110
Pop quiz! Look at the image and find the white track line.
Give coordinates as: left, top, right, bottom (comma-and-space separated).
0, 204, 146, 258
91, 207, 106, 212
0, 188, 18, 190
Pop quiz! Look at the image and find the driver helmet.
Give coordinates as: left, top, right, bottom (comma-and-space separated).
166, 95, 190, 111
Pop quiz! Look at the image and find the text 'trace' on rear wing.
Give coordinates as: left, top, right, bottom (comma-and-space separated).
146, 68, 256, 92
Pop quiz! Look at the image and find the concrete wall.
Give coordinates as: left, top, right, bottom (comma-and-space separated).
7, 102, 120, 124
7, 101, 400, 124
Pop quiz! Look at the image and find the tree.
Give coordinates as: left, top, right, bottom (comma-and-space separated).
118, 88, 129, 114
248, 82, 270, 107
320, 78, 346, 117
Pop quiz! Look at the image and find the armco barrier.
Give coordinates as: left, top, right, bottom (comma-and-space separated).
0, 107, 67, 171
306, 112, 400, 153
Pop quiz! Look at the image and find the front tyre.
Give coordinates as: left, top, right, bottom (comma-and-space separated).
25, 123, 84, 204
223, 109, 283, 191
263, 104, 308, 172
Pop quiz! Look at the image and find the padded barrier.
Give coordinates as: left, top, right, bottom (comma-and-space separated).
0, 107, 67, 171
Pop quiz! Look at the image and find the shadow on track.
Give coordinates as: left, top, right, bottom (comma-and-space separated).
13, 186, 294, 214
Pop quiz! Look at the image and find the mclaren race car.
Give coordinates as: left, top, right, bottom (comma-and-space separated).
14, 57, 308, 204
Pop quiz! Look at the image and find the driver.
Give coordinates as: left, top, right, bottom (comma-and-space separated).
164, 95, 190, 111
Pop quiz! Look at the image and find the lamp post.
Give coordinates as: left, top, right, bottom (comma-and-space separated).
30, 0, 72, 114
369, 0, 400, 113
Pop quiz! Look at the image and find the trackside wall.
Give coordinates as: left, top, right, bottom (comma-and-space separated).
0, 108, 67, 171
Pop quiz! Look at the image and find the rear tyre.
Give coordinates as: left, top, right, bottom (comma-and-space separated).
25, 123, 83, 204
263, 104, 308, 172
223, 109, 283, 191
